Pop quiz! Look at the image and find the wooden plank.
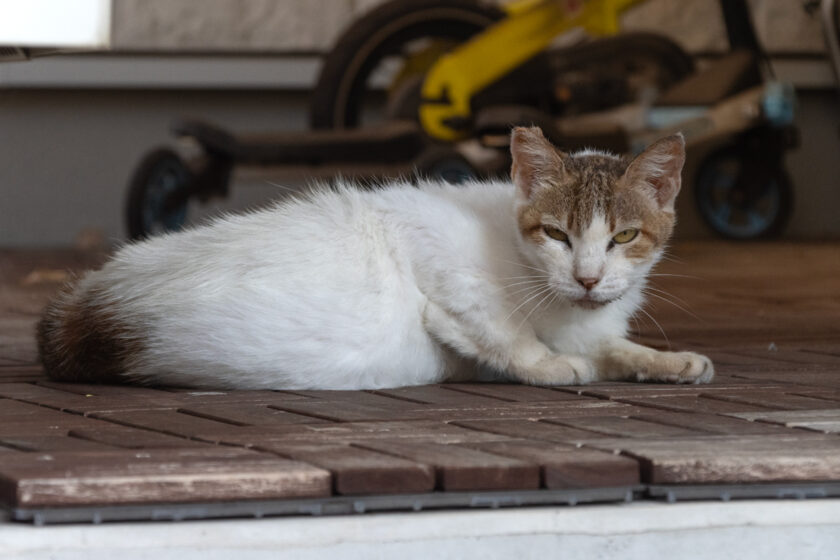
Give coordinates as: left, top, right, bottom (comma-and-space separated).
397, 400, 638, 422
373, 385, 509, 405
615, 395, 772, 415
177, 404, 328, 426
357, 440, 540, 491
580, 382, 788, 400
542, 416, 709, 438
443, 384, 586, 402
629, 410, 795, 435
90, 409, 256, 436
584, 434, 840, 484
195, 421, 510, 447
0, 383, 179, 414
68, 425, 210, 449
0, 435, 119, 452
270, 400, 409, 422
700, 391, 840, 411
465, 440, 640, 489
256, 443, 435, 495
451, 419, 610, 443
728, 409, 840, 430
0, 448, 331, 507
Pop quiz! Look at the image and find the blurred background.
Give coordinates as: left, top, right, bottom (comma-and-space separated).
1, 0, 839, 246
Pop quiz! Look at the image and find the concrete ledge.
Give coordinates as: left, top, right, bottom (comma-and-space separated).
3, 499, 840, 559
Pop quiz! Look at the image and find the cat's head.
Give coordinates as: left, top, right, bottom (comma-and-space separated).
510, 126, 684, 308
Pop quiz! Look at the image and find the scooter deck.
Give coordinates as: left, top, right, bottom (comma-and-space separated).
172, 119, 428, 166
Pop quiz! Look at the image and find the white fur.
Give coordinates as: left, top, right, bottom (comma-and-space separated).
75, 176, 708, 390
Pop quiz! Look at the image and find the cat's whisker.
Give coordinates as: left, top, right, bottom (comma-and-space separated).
516, 288, 556, 333
503, 284, 554, 324
630, 315, 642, 337
493, 258, 550, 275
499, 283, 552, 299
635, 306, 671, 349
648, 273, 703, 280
497, 279, 549, 292
644, 285, 693, 307
643, 290, 705, 324
499, 275, 551, 281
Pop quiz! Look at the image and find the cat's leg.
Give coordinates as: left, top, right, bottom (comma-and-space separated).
594, 337, 714, 384
422, 301, 596, 385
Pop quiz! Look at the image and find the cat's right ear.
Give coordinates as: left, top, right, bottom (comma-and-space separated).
510, 126, 566, 199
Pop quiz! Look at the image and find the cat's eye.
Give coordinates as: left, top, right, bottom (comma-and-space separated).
542, 225, 569, 244
612, 228, 639, 244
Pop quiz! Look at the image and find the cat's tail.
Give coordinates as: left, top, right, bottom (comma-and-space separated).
37, 276, 136, 384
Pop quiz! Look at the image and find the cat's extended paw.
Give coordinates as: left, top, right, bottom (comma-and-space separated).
518, 355, 596, 386
635, 351, 714, 384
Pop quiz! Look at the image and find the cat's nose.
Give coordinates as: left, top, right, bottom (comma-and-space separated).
576, 276, 600, 291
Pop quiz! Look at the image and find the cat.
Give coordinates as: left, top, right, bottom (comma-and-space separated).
38, 126, 713, 390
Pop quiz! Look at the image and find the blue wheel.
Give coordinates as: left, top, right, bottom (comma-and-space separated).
694, 148, 792, 239
126, 148, 191, 239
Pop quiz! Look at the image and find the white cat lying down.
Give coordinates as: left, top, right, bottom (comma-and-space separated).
38, 126, 713, 390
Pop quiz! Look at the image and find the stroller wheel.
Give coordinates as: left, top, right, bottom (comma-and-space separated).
413, 146, 478, 184
694, 147, 793, 239
126, 148, 192, 240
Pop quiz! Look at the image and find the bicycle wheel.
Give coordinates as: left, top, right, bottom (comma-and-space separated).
310, 0, 504, 130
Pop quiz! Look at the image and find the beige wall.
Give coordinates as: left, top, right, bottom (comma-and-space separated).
109, 0, 826, 55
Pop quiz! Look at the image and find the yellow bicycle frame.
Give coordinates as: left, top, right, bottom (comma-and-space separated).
419, 0, 645, 141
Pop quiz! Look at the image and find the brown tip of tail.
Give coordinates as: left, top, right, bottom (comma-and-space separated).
37, 283, 139, 384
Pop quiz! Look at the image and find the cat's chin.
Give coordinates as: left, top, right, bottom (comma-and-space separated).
572, 296, 613, 310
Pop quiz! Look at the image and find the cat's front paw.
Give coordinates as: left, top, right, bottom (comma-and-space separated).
636, 351, 714, 384
518, 355, 596, 386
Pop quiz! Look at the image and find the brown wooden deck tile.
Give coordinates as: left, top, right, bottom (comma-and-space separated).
451, 419, 611, 443
0, 366, 46, 383
256, 443, 435, 495
727, 409, 840, 433
69, 425, 211, 449
615, 395, 773, 415
579, 382, 788, 400
728, 349, 840, 366
725, 371, 840, 387
464, 440, 640, 489
372, 385, 509, 405
177, 404, 329, 426
542, 415, 711, 438
443, 384, 586, 402
357, 440, 540, 491
397, 400, 638, 422
90, 409, 262, 437
584, 434, 840, 484
198, 421, 511, 447
0, 448, 332, 507
0, 383, 179, 414
700, 391, 840, 411
0, 435, 121, 452
628, 410, 796, 435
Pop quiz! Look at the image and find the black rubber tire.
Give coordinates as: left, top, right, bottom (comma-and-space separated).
125, 148, 192, 240
310, 0, 504, 130
413, 146, 480, 184
694, 147, 793, 239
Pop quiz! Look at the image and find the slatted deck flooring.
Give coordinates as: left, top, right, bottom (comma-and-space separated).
0, 242, 839, 522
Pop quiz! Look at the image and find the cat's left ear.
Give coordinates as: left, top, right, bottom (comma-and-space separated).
622, 133, 685, 211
